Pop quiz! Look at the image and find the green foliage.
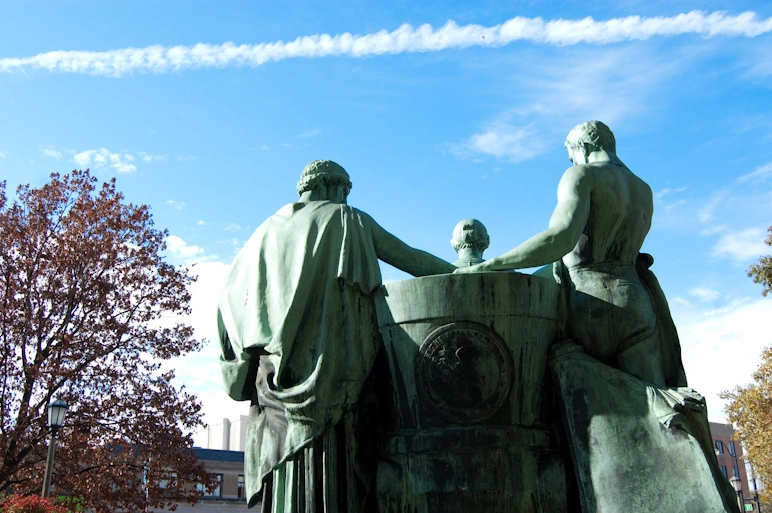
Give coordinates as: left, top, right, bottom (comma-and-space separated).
721, 348, 772, 501
720, 227, 772, 501
747, 226, 772, 296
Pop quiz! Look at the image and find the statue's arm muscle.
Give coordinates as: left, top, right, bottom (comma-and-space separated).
367, 216, 456, 276
474, 167, 591, 271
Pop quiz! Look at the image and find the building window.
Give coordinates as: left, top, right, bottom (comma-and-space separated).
196, 474, 223, 498
729, 441, 736, 456
160, 471, 177, 489
721, 466, 728, 478
238, 475, 245, 498
733, 466, 740, 478
715, 440, 724, 454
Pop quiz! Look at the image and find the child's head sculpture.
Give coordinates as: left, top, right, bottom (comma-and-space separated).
451, 219, 490, 267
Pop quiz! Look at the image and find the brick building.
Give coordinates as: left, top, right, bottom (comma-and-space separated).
172, 448, 255, 512
710, 422, 764, 512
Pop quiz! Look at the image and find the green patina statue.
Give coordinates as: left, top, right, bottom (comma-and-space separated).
456, 120, 740, 513
216, 160, 454, 512
218, 126, 740, 513
455, 121, 676, 386
450, 218, 490, 267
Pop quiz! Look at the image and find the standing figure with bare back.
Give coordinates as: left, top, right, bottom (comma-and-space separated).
455, 121, 740, 512
455, 120, 679, 386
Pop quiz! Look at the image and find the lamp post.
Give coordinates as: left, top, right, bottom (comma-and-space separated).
748, 464, 763, 513
41, 399, 68, 498
717, 439, 747, 510
730, 476, 745, 512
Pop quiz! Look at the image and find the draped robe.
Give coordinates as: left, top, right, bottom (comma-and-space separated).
217, 200, 382, 510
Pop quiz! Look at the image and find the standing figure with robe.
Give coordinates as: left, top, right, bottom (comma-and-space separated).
217, 159, 455, 512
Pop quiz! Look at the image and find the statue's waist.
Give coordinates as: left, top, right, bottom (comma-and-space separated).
567, 260, 636, 272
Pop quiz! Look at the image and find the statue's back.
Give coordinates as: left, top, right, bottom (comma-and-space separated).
563, 162, 653, 269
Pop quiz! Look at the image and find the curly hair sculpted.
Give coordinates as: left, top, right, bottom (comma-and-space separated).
296, 160, 353, 196
564, 120, 617, 153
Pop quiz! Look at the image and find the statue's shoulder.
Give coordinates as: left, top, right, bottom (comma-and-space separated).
557, 164, 595, 192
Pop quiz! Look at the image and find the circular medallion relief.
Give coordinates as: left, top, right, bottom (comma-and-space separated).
416, 321, 513, 424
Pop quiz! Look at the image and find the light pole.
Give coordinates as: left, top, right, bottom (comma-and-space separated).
41, 399, 68, 498
717, 439, 747, 509
730, 476, 745, 512
748, 464, 763, 513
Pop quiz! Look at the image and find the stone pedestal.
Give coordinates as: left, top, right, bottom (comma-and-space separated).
374, 272, 570, 513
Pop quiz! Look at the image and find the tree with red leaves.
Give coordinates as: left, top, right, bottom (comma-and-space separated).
0, 170, 215, 512
0, 495, 70, 513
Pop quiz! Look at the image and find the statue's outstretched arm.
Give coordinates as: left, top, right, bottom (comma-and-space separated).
456, 166, 591, 273
368, 215, 456, 276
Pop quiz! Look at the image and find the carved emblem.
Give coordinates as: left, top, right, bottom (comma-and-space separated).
416, 321, 513, 424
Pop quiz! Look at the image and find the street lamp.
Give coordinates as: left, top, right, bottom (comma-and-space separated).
748, 464, 763, 513
730, 476, 744, 512
41, 399, 68, 497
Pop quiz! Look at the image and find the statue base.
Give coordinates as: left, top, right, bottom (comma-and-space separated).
374, 272, 572, 512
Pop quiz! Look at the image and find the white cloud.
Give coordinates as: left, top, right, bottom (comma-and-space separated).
451, 43, 688, 163
737, 161, 772, 184
676, 297, 772, 424
153, 260, 245, 446
176, 155, 195, 161
712, 226, 770, 263
520, 44, 688, 125
697, 192, 728, 223
688, 287, 721, 302
452, 120, 545, 161
260, 145, 271, 151
297, 129, 322, 139
654, 187, 688, 200
672, 296, 692, 307
138, 151, 167, 163
165, 235, 210, 264
0, 151, 7, 158
165, 199, 186, 211
71, 147, 137, 173
2, 11, 771, 77
42, 148, 62, 160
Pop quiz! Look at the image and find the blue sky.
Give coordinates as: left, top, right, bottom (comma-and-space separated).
2, 1, 772, 445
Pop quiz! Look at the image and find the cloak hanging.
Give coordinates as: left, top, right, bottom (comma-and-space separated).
217, 200, 382, 508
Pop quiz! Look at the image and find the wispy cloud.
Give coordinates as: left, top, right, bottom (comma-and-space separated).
697, 191, 728, 223
452, 120, 545, 161
176, 155, 196, 161
711, 226, 770, 262
165, 200, 186, 211
2, 11, 771, 77
737, 161, 772, 183
688, 287, 721, 302
42, 148, 62, 160
297, 129, 322, 139
72, 148, 137, 173
451, 42, 687, 163
138, 151, 166, 163
655, 187, 688, 200
0, 151, 8, 158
